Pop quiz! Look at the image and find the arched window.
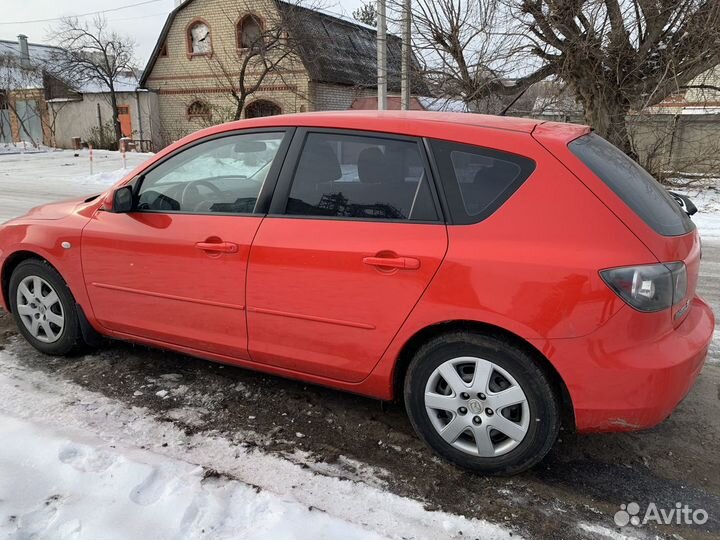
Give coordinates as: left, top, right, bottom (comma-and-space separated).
187, 20, 211, 55
187, 101, 211, 121
244, 100, 282, 119
237, 15, 263, 49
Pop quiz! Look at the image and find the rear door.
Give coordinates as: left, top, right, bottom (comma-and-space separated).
246, 129, 448, 382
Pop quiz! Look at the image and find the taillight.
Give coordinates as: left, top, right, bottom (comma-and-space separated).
600, 262, 687, 313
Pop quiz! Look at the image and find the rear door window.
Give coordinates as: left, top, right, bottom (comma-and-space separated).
283, 132, 439, 222
569, 133, 693, 236
429, 139, 536, 224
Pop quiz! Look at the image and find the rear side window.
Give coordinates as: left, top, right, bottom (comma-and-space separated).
569, 133, 693, 236
284, 132, 438, 221
429, 139, 535, 224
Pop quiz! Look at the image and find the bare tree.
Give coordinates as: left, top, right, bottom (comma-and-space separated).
179, 0, 324, 125
407, 1, 720, 156
210, 14, 296, 120
510, 0, 720, 155
50, 16, 137, 147
400, 1, 554, 113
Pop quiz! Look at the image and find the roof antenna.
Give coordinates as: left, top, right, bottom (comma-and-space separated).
499, 86, 529, 116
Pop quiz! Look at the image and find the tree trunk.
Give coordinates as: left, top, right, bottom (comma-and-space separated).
233, 95, 246, 121
579, 91, 634, 158
109, 88, 122, 149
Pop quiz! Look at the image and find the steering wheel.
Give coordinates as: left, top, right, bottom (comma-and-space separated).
180, 179, 224, 212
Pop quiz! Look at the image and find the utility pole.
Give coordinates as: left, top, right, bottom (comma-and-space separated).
377, 0, 387, 111
400, 0, 411, 110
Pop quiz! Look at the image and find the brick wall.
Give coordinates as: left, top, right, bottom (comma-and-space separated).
144, 0, 312, 147
309, 82, 377, 112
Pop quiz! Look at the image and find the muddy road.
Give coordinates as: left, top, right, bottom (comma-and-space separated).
1, 242, 719, 540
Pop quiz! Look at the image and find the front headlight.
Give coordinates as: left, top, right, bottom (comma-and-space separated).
601, 262, 687, 312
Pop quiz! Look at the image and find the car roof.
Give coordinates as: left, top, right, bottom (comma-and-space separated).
220, 110, 544, 134
177, 111, 592, 153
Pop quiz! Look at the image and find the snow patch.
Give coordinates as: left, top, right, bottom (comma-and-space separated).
577, 522, 643, 539
0, 415, 385, 540
74, 168, 131, 187
675, 185, 720, 239
0, 345, 518, 540
0, 142, 57, 155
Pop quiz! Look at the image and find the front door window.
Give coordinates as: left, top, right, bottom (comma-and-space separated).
136, 132, 284, 214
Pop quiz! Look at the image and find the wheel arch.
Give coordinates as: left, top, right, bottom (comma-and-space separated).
392, 319, 576, 430
1, 250, 60, 313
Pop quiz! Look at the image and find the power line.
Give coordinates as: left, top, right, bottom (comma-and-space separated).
0, 0, 166, 25
108, 11, 170, 23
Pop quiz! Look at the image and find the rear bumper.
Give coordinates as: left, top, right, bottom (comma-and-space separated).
533, 296, 714, 432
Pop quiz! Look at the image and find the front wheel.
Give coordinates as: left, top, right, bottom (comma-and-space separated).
404, 331, 560, 475
9, 259, 82, 356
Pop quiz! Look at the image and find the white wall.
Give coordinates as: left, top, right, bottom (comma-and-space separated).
49, 90, 159, 150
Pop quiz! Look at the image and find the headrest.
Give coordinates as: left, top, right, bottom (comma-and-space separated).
472, 159, 521, 185
357, 147, 385, 184
295, 140, 342, 184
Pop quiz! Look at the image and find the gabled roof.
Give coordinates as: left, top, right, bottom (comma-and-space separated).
140, 0, 426, 93
275, 2, 423, 92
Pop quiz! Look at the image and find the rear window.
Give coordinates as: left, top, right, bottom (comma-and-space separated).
569, 133, 693, 236
429, 139, 536, 224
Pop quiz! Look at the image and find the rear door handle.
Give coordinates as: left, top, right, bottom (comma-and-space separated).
363, 256, 421, 270
195, 241, 239, 253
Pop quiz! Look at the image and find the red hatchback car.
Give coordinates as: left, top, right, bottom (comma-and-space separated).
0, 112, 714, 474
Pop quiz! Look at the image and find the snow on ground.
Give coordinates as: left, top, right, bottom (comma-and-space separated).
676, 185, 720, 240
0, 344, 516, 540
0, 149, 151, 223
0, 142, 58, 155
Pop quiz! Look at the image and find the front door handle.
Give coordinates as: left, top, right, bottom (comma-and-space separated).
195, 241, 238, 253
363, 256, 421, 270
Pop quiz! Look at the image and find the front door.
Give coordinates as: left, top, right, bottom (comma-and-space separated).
82, 130, 289, 358
246, 130, 448, 382
118, 105, 132, 137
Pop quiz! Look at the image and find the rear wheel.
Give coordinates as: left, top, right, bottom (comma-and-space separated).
9, 259, 82, 356
404, 331, 560, 475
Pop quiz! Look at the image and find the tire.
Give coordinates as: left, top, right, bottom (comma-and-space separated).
9, 259, 82, 356
404, 331, 560, 475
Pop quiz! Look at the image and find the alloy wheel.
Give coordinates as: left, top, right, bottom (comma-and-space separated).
15, 275, 65, 344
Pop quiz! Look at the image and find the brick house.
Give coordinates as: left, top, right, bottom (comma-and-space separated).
140, 0, 423, 147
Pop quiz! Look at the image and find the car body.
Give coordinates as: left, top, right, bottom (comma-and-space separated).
0, 111, 714, 473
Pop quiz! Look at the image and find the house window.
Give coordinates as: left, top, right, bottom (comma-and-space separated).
244, 100, 281, 118
160, 41, 168, 57
187, 101, 211, 121
187, 20, 211, 55
237, 15, 263, 49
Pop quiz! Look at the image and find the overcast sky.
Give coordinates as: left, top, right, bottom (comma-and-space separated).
1, 0, 367, 66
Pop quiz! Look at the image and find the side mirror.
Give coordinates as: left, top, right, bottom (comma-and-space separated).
109, 185, 134, 213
